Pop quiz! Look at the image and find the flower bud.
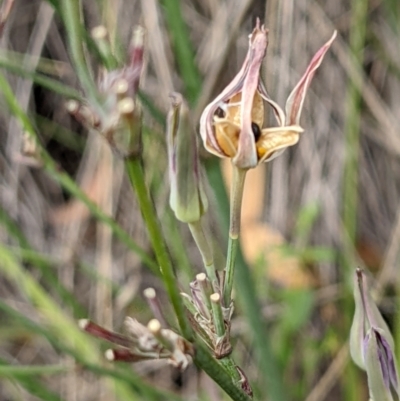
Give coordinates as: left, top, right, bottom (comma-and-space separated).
350, 268, 399, 400
364, 327, 399, 401
350, 268, 394, 369
167, 93, 208, 223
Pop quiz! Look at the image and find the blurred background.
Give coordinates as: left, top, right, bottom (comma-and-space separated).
1, 0, 400, 400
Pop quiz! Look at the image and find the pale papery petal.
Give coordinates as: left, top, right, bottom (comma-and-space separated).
257, 126, 302, 163
199, 39, 253, 157
285, 30, 337, 126
199, 19, 269, 164
233, 22, 268, 168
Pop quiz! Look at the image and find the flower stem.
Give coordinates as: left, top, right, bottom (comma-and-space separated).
189, 219, 219, 291
126, 157, 250, 399
223, 166, 247, 306
125, 157, 192, 339
210, 293, 225, 337
194, 343, 251, 401
210, 294, 241, 384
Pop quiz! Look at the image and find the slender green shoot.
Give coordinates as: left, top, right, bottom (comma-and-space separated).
224, 166, 247, 306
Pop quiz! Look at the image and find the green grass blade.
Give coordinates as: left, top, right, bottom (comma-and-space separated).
0, 65, 82, 101
0, 364, 68, 377
0, 71, 159, 275
60, 0, 100, 107
160, 0, 202, 104
343, 0, 368, 247
0, 247, 182, 401
0, 359, 64, 401
0, 205, 86, 316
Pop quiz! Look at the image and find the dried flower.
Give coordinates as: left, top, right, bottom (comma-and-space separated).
350, 268, 399, 400
79, 317, 194, 371
199, 20, 336, 169
67, 26, 144, 157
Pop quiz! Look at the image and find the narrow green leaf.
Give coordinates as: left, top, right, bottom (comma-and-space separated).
0, 364, 68, 377
160, 0, 202, 104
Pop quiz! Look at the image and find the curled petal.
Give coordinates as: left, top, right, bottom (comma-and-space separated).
234, 22, 268, 168
257, 125, 303, 162
199, 56, 251, 158
285, 31, 337, 126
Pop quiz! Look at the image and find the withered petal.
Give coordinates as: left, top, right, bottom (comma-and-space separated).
285, 31, 337, 126
257, 126, 302, 162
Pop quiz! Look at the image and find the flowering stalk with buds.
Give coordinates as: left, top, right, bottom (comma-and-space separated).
167, 94, 247, 391
64, 13, 336, 400
65, 20, 253, 401
163, 19, 336, 397
199, 19, 336, 307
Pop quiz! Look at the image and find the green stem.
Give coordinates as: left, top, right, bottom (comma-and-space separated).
125, 158, 251, 399
189, 219, 219, 291
220, 358, 241, 388
61, 0, 101, 109
125, 157, 191, 338
224, 166, 247, 306
210, 294, 241, 384
210, 293, 225, 337
343, 0, 368, 248
194, 344, 252, 401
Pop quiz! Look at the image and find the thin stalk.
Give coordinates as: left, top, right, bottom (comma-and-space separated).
60, 0, 101, 108
196, 273, 212, 318
0, 364, 69, 377
343, 0, 368, 248
205, 159, 287, 400
0, 54, 83, 100
210, 293, 225, 337
125, 157, 191, 338
223, 166, 247, 306
342, 2, 368, 398
210, 293, 241, 383
189, 219, 219, 291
